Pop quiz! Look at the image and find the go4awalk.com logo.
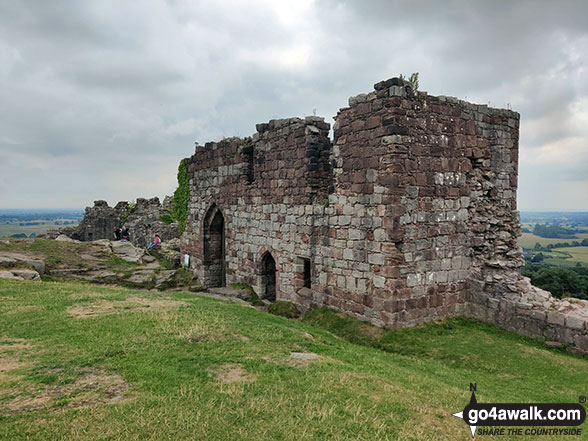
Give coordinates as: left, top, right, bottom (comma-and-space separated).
452, 384, 586, 437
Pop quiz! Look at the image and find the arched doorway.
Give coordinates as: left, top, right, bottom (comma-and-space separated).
260, 252, 276, 301
203, 205, 225, 287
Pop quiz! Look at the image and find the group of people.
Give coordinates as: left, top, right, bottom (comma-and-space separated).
113, 226, 161, 251
113, 227, 130, 241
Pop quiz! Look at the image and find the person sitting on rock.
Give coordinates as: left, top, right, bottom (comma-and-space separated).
147, 234, 161, 250
121, 227, 130, 242
114, 227, 122, 241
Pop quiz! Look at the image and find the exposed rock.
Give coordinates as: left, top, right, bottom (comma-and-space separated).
0, 269, 41, 282
154, 270, 176, 289
88, 270, 119, 283
0, 253, 45, 274
290, 352, 318, 361
111, 241, 145, 263
544, 341, 564, 348
48, 268, 89, 278
127, 270, 155, 285
55, 235, 78, 243
0, 256, 17, 267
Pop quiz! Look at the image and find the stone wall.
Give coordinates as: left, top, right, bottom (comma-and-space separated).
180, 77, 588, 353
62, 197, 179, 248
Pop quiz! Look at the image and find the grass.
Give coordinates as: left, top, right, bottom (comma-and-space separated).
229, 282, 264, 306
0, 279, 587, 440
552, 246, 588, 264
0, 238, 107, 271
534, 247, 588, 267
0, 219, 80, 239
268, 301, 301, 319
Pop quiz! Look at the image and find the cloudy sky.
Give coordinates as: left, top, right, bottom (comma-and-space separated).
1, 0, 587, 210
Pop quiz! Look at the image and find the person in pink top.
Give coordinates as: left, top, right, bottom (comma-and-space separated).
147, 234, 161, 250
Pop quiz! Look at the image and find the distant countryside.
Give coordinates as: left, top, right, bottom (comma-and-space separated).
0, 209, 83, 238
1, 209, 587, 300
519, 211, 588, 300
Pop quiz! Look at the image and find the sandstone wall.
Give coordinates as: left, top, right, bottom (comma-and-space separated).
180, 77, 588, 353
181, 117, 332, 293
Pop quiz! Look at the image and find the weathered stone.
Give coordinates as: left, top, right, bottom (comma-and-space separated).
51, 197, 179, 248
55, 234, 78, 242
544, 341, 564, 348
127, 270, 155, 285
171, 75, 588, 354
0, 269, 41, 282
111, 241, 145, 263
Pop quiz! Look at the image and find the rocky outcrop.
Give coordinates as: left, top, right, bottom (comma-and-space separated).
110, 241, 145, 263
123, 197, 179, 248
0, 251, 45, 274
0, 269, 41, 282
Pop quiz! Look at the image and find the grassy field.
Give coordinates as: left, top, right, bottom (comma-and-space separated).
0, 280, 587, 440
553, 246, 588, 264
0, 219, 79, 238
525, 247, 588, 268
518, 232, 588, 249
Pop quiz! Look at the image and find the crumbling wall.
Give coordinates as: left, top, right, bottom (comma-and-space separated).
73, 200, 122, 242
181, 117, 332, 292
64, 196, 179, 248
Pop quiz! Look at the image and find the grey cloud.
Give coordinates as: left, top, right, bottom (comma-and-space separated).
0, 0, 586, 209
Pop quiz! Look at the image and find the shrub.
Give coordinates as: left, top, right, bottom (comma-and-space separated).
159, 213, 174, 224
523, 265, 588, 300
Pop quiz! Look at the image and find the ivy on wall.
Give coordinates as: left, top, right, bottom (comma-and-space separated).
172, 159, 189, 235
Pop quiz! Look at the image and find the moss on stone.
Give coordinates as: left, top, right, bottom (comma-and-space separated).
268, 301, 301, 319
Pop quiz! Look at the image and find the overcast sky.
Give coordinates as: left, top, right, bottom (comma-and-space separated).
1, 0, 587, 210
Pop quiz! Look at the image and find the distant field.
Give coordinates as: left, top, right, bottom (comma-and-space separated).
0, 219, 79, 238
551, 246, 588, 264
534, 246, 588, 268
518, 232, 588, 249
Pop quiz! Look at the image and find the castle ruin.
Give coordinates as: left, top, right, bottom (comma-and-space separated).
179, 77, 588, 353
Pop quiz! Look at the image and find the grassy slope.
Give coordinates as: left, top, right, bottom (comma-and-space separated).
0, 279, 587, 440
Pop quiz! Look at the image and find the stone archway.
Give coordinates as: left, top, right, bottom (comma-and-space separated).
260, 252, 276, 301
203, 205, 225, 287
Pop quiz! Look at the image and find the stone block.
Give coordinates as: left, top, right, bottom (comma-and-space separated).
565, 315, 586, 331
547, 311, 566, 327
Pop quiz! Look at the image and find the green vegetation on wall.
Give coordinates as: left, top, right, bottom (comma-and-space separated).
398, 72, 419, 90
122, 201, 136, 223
171, 159, 189, 235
